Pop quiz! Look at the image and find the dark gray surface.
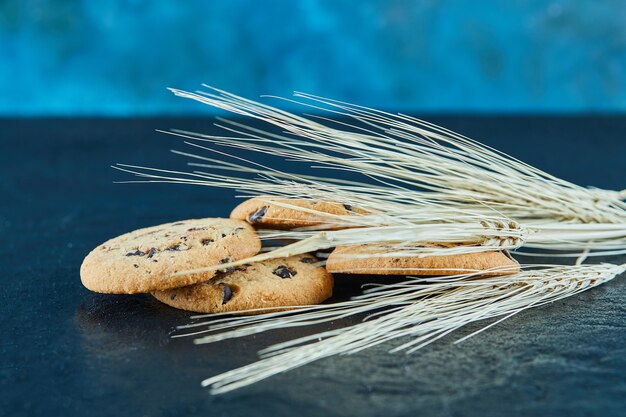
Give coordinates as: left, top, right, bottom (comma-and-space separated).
1, 116, 625, 417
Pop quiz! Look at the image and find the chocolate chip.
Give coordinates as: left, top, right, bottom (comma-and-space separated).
219, 257, 232, 270
125, 250, 144, 257
231, 227, 244, 235
220, 283, 232, 304
172, 222, 185, 226
170, 294, 176, 300
343, 203, 353, 212
201, 238, 214, 246
218, 257, 243, 273
147, 248, 157, 258
187, 227, 207, 232
273, 265, 297, 279
248, 205, 269, 223
299, 257, 316, 264
166, 243, 181, 251
133, 264, 139, 268
221, 233, 227, 238
231, 265, 248, 272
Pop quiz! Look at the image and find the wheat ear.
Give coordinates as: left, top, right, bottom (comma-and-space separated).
161, 86, 626, 224
111, 88, 626, 394
177, 263, 625, 394
114, 87, 626, 260
115, 158, 626, 267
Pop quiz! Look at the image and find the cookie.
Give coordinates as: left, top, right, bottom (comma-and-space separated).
325, 245, 520, 276
152, 255, 333, 314
230, 197, 367, 229
80, 218, 261, 294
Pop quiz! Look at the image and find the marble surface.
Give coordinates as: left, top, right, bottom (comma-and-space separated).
1, 116, 625, 416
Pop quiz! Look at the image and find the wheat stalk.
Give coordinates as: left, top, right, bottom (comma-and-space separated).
114, 161, 626, 271
162, 86, 626, 224
113, 87, 626, 394
114, 87, 626, 264
171, 263, 625, 394
148, 217, 626, 278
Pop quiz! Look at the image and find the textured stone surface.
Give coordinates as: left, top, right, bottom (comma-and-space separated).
1, 117, 625, 416
1, 1, 626, 115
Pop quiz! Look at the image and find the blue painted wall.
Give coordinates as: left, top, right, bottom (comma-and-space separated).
1, 0, 625, 115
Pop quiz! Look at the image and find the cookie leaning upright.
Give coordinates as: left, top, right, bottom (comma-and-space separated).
153, 254, 333, 314
230, 197, 367, 229
80, 218, 261, 294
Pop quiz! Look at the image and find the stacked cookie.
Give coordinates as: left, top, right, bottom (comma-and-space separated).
81, 197, 519, 314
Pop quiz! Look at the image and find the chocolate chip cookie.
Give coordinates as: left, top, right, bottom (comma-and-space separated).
152, 255, 333, 314
325, 244, 520, 276
230, 197, 367, 229
80, 218, 261, 294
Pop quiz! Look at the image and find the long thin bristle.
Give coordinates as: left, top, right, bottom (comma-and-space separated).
117, 87, 626, 260
117, 87, 626, 395
188, 263, 625, 394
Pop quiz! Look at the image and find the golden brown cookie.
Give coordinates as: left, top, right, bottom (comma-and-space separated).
325, 245, 520, 276
230, 197, 367, 229
80, 218, 261, 294
152, 255, 333, 314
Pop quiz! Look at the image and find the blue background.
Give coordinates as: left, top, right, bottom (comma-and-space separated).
1, 0, 625, 115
